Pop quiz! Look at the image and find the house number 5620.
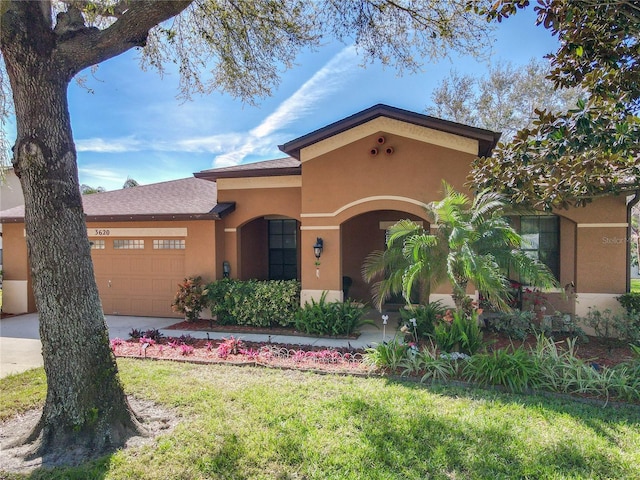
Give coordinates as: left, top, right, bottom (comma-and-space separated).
94, 229, 110, 236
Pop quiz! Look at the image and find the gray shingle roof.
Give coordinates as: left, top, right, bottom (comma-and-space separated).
0, 177, 234, 222
195, 157, 300, 181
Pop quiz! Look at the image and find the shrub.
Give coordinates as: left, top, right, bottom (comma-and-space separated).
207, 279, 300, 328
580, 307, 640, 345
617, 293, 640, 314
489, 309, 536, 340
399, 344, 456, 383
399, 301, 446, 339
462, 346, 539, 393
364, 339, 409, 370
434, 309, 484, 356
526, 335, 634, 399
172, 276, 209, 322
294, 292, 373, 336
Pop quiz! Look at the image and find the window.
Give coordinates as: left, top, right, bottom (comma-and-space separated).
520, 216, 559, 279
90, 239, 105, 250
153, 239, 185, 250
113, 239, 144, 249
269, 219, 297, 280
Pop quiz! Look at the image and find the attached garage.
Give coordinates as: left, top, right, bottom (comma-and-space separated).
0, 178, 234, 317
90, 231, 187, 317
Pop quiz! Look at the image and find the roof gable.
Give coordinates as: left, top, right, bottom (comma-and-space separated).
279, 104, 501, 159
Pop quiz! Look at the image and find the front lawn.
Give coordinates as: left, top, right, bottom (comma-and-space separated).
632, 278, 640, 293
2, 360, 639, 479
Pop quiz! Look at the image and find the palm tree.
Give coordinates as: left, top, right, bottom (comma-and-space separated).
363, 182, 558, 312
362, 219, 447, 310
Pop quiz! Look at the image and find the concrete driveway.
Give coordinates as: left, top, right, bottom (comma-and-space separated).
0, 313, 177, 378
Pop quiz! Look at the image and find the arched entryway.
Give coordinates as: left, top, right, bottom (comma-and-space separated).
340, 209, 426, 304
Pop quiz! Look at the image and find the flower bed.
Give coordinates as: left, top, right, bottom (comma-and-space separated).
111, 336, 370, 375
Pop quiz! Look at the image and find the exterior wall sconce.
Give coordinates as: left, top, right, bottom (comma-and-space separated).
313, 238, 324, 261
222, 260, 231, 278
313, 238, 323, 278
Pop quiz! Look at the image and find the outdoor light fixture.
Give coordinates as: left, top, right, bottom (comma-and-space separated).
313, 237, 324, 260
222, 260, 231, 278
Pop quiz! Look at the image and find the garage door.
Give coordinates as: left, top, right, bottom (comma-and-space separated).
90, 236, 185, 317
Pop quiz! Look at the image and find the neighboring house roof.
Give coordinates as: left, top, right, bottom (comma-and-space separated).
195, 157, 301, 181
0, 177, 235, 223
279, 103, 502, 159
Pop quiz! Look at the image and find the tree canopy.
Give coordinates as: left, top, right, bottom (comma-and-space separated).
470, 0, 640, 210
427, 58, 582, 140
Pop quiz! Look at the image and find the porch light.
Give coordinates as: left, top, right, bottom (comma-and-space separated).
313, 237, 324, 260
222, 260, 231, 278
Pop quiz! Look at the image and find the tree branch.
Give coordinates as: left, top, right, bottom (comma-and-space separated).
54, 0, 193, 79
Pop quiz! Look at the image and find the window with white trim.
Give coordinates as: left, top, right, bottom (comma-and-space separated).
90, 239, 105, 250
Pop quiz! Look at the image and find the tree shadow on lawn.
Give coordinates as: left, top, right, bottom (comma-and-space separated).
4, 370, 638, 479
373, 378, 640, 478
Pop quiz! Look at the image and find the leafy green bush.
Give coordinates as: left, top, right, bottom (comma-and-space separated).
462, 346, 539, 393
618, 293, 640, 314
364, 339, 409, 370
399, 345, 456, 383
580, 307, 640, 345
400, 301, 446, 339
527, 335, 640, 400
434, 309, 484, 355
294, 291, 372, 336
489, 309, 536, 340
207, 279, 300, 328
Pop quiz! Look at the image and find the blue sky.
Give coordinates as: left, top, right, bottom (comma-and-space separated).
8, 8, 560, 191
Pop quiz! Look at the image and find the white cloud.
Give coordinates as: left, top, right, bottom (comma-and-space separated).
213, 45, 359, 167
250, 46, 358, 139
78, 165, 126, 189
75, 136, 142, 153
170, 132, 246, 153
73, 46, 360, 169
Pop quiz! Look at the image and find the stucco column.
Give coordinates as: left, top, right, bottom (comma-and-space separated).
300, 227, 342, 304
574, 223, 628, 317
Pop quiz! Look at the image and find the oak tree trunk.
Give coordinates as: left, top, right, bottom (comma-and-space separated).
1, 4, 142, 456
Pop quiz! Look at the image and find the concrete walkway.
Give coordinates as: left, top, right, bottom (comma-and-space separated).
1, 311, 397, 378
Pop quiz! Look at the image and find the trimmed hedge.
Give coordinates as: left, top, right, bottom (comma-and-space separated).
207, 279, 300, 328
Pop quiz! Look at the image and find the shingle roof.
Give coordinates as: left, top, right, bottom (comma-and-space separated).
0, 177, 234, 223
195, 157, 301, 181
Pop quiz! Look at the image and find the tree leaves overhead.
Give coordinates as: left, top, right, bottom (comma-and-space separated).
470, 0, 640, 210
0, 0, 494, 163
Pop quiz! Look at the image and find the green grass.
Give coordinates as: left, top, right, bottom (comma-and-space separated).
632, 278, 640, 293
2, 360, 640, 479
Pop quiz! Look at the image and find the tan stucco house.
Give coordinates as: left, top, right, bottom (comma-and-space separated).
0, 105, 634, 318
